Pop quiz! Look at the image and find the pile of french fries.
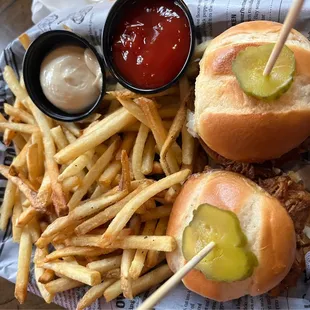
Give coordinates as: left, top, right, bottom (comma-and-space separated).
0, 36, 204, 310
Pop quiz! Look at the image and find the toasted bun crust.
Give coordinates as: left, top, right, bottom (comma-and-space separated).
166, 170, 296, 301
195, 21, 310, 162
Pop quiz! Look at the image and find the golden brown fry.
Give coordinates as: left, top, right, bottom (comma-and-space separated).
28, 216, 41, 243
26, 143, 40, 187
10, 139, 31, 174
90, 185, 106, 199
75, 183, 150, 235
104, 268, 121, 279
4, 103, 35, 124
54, 108, 136, 164
87, 255, 122, 274
129, 220, 157, 280
34, 247, 55, 303
27, 99, 67, 216
145, 217, 169, 268
150, 161, 164, 175
70, 189, 128, 221
31, 131, 44, 177
62, 175, 81, 192
135, 97, 179, 175
58, 149, 95, 181
140, 205, 172, 222
141, 135, 156, 175
38, 268, 55, 284
104, 264, 173, 302
0, 180, 16, 230
120, 150, 131, 192
76, 279, 117, 310
44, 278, 83, 294
18, 33, 31, 49
68, 138, 120, 210
13, 134, 26, 153
58, 121, 81, 137
99, 160, 122, 188
132, 123, 149, 180
50, 125, 69, 150
40, 261, 101, 286
12, 193, 22, 242
95, 144, 108, 157
77, 113, 101, 124
15, 226, 32, 304
0, 122, 38, 134
100, 169, 190, 246
116, 133, 136, 162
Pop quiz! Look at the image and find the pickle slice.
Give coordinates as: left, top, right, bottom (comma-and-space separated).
182, 204, 257, 282
232, 43, 295, 100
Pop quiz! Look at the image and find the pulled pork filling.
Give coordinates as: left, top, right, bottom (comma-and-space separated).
200, 139, 310, 295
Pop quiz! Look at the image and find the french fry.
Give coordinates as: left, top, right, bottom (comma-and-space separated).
10, 139, 31, 174
135, 97, 179, 175
101, 169, 190, 246
28, 216, 41, 243
68, 138, 120, 210
44, 246, 109, 262
54, 108, 136, 164
99, 160, 122, 188
69, 189, 128, 220
38, 269, 55, 284
105, 268, 121, 279
120, 150, 131, 192
104, 264, 173, 302
141, 135, 156, 175
15, 226, 32, 304
13, 134, 26, 153
95, 144, 108, 157
0, 122, 38, 134
26, 143, 40, 187
145, 217, 169, 268
34, 247, 54, 303
63, 127, 77, 143
75, 183, 150, 235
32, 131, 44, 177
116, 132, 136, 160
27, 99, 67, 216
4, 103, 35, 124
58, 121, 81, 137
132, 123, 149, 180
140, 205, 172, 222
77, 279, 117, 310
62, 175, 81, 192
129, 220, 157, 280
77, 113, 101, 124
44, 277, 83, 294
90, 185, 106, 199
159, 104, 180, 118
87, 255, 122, 274
18, 33, 31, 50
12, 194, 22, 242
120, 215, 141, 299
40, 261, 101, 286
50, 125, 69, 150
58, 149, 95, 181
117, 97, 147, 124
36, 173, 52, 208
150, 161, 164, 175
0, 180, 16, 230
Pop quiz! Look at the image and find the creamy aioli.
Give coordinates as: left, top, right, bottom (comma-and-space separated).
40, 45, 102, 113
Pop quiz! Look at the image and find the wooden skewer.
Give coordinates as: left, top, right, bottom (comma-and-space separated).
263, 0, 304, 76
137, 241, 216, 310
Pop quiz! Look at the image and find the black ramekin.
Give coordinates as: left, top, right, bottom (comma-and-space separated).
23, 30, 106, 122
102, 0, 196, 94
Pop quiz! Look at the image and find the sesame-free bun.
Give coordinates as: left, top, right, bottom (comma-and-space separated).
166, 170, 296, 301
194, 21, 310, 162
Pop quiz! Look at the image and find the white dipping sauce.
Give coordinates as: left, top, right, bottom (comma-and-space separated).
40, 45, 102, 113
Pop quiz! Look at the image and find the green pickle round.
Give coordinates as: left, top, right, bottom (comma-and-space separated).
232, 43, 295, 100
182, 204, 258, 282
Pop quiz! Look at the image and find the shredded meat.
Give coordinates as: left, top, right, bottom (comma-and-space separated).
200, 139, 310, 294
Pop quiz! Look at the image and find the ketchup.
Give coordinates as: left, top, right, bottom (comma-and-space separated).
112, 0, 191, 89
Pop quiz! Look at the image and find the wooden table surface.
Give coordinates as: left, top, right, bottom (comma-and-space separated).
0, 1, 63, 309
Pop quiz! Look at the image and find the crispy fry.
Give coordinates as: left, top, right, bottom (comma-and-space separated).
140, 205, 172, 222
58, 149, 95, 181
31, 131, 44, 177
40, 261, 101, 286
15, 226, 32, 304
12, 194, 22, 242
75, 183, 150, 235
117, 97, 146, 124
18, 33, 31, 49
54, 108, 136, 164
120, 150, 131, 191
69, 189, 128, 220
146, 217, 169, 268
44, 278, 83, 294
77, 279, 117, 310
0, 122, 38, 133
150, 161, 164, 175
135, 97, 179, 175
26, 143, 40, 187
10, 139, 31, 173
99, 160, 122, 188
38, 268, 55, 284
101, 169, 190, 246
58, 121, 81, 137
4, 103, 35, 124
50, 125, 69, 150
0, 180, 16, 230
87, 255, 122, 274
34, 247, 54, 303
68, 138, 120, 210
27, 99, 67, 216
104, 264, 173, 302
132, 123, 149, 180
141, 135, 156, 175
128, 220, 157, 280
